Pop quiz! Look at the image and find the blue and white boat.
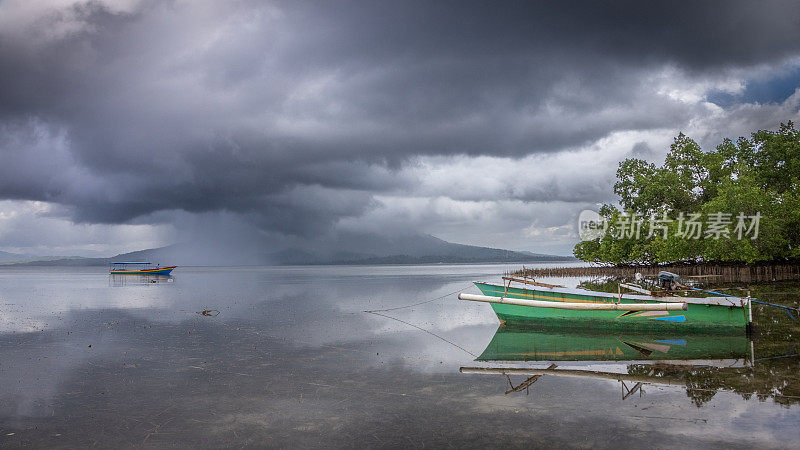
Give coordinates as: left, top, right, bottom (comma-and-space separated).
109, 262, 176, 276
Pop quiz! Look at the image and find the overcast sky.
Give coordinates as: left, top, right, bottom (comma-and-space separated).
1, 0, 800, 256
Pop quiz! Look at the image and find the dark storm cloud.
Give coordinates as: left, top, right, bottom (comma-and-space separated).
1, 0, 799, 233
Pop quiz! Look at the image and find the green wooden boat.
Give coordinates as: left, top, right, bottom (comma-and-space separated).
476, 326, 751, 364
460, 279, 751, 333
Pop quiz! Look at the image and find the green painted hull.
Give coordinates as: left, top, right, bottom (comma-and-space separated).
477, 326, 750, 362
475, 282, 749, 333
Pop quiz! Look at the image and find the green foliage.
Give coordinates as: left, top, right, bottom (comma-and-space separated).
576, 122, 800, 264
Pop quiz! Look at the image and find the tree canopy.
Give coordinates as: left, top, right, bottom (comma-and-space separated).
574, 122, 800, 265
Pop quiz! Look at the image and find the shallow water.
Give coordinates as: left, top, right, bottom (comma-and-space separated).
0, 264, 798, 448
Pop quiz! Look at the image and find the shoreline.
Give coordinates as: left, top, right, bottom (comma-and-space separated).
515, 262, 800, 283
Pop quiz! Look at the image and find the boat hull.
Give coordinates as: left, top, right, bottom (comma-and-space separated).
475, 282, 748, 332
109, 266, 176, 276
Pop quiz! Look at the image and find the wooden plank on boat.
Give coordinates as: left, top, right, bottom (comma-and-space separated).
502, 276, 565, 289
619, 283, 653, 295
458, 293, 687, 311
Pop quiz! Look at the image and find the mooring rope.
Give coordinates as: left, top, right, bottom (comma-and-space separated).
362, 284, 477, 357
363, 284, 473, 313
685, 286, 799, 319
365, 311, 477, 357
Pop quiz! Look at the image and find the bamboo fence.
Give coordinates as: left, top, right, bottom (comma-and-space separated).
515, 263, 800, 283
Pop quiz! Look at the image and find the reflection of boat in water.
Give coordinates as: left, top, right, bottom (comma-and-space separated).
475, 326, 751, 364
109, 273, 174, 286
461, 327, 754, 400
109, 262, 177, 276
459, 276, 751, 332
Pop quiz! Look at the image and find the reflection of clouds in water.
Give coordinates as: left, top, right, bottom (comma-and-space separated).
0, 304, 47, 333
1, 265, 799, 447
0, 262, 572, 334
467, 375, 800, 447
0, 321, 125, 417
617, 387, 800, 446
0, 264, 514, 418
0, 268, 169, 333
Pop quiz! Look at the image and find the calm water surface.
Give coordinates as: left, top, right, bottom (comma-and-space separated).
0, 264, 798, 448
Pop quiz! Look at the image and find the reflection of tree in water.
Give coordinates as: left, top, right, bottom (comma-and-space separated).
604, 279, 800, 407
628, 352, 800, 407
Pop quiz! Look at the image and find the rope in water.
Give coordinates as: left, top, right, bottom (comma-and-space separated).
685, 286, 799, 319
748, 291, 800, 295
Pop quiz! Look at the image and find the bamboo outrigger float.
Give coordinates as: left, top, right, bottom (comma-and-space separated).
460, 366, 688, 386
459, 274, 751, 332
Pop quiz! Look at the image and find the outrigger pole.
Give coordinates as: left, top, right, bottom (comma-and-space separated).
458, 293, 687, 311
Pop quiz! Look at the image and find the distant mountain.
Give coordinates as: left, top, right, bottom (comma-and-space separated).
17, 256, 107, 266
271, 234, 573, 265
0, 251, 90, 264
0, 251, 31, 263
10, 233, 575, 266
112, 233, 574, 265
